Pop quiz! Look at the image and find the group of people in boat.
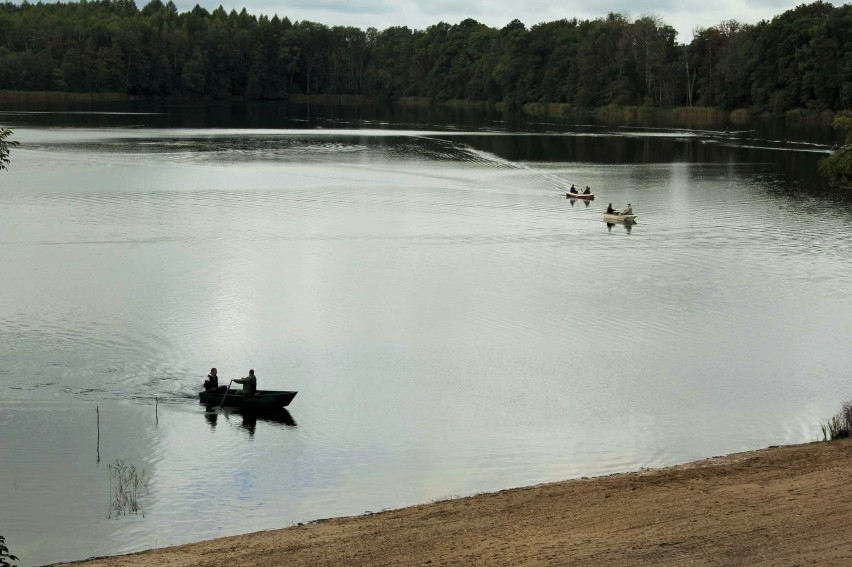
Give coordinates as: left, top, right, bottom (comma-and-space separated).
567, 181, 633, 216
203, 367, 257, 395
567, 184, 593, 195
606, 202, 633, 215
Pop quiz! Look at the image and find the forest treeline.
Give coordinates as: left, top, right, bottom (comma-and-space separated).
0, 0, 850, 111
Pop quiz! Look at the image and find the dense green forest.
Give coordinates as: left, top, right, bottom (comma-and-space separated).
0, 0, 850, 111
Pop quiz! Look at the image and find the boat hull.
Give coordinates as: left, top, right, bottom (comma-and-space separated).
603, 213, 637, 223
199, 389, 297, 408
567, 193, 595, 200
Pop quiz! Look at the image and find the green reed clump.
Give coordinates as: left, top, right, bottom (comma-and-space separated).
0, 535, 19, 567
729, 109, 749, 123
671, 106, 723, 118
820, 400, 852, 441
522, 102, 580, 118
107, 459, 149, 518
0, 90, 132, 103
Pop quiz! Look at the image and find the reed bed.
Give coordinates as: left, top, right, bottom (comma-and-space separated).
107, 459, 149, 518
729, 108, 749, 123
288, 93, 372, 105
821, 400, 852, 441
0, 90, 132, 103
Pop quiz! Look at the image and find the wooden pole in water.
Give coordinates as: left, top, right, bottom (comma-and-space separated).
155, 397, 158, 425
96, 406, 100, 463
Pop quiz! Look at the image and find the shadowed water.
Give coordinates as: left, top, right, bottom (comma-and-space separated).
1, 104, 850, 566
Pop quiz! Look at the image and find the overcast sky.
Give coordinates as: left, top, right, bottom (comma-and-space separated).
168, 0, 820, 42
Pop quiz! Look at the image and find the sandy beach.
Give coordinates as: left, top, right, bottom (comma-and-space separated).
53, 438, 852, 567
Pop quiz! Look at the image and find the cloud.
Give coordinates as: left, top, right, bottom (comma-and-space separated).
283, 0, 392, 16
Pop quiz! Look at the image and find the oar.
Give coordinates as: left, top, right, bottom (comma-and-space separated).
218, 380, 234, 411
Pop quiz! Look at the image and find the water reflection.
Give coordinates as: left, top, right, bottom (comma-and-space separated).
204, 407, 218, 428
606, 221, 635, 234
202, 405, 297, 435
566, 197, 591, 208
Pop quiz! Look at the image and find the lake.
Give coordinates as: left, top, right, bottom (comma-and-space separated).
1, 102, 850, 566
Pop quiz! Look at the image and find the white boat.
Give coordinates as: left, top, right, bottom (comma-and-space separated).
603, 213, 637, 223
566, 192, 595, 200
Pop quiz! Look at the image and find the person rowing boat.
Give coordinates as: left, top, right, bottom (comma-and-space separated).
233, 369, 257, 396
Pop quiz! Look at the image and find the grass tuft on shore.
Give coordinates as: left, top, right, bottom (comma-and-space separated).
821, 400, 852, 441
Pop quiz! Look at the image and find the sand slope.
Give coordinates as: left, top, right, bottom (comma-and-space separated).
53, 439, 852, 566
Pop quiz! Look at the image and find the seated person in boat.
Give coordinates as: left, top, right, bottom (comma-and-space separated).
583, 186, 591, 194
233, 369, 257, 395
569, 184, 578, 194
204, 368, 219, 391
621, 203, 633, 215
606, 203, 616, 214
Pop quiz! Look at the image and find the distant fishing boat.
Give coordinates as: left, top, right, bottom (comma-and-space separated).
603, 213, 637, 223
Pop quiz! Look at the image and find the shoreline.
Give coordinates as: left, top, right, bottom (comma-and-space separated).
2, 90, 848, 125
51, 438, 852, 566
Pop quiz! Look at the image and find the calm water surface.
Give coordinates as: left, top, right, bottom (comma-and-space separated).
1, 103, 851, 566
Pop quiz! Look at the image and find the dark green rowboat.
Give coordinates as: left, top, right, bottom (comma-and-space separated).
198, 389, 297, 408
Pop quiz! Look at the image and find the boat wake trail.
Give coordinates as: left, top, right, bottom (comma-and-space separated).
418, 136, 573, 194
462, 146, 569, 193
